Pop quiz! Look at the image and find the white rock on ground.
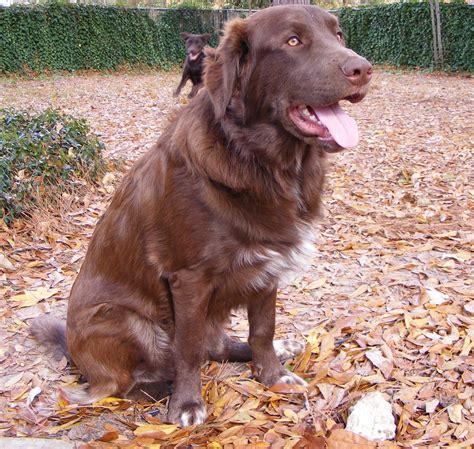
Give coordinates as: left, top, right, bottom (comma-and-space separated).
346, 391, 396, 441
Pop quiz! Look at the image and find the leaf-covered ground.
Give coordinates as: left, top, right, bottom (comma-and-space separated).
0, 70, 473, 448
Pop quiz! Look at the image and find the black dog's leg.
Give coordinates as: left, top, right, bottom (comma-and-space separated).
188, 82, 203, 99
174, 67, 190, 97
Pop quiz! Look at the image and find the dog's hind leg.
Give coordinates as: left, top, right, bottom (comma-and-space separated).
64, 332, 138, 405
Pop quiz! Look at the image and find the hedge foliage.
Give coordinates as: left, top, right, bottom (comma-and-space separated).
338, 3, 473, 71
0, 3, 472, 73
0, 108, 105, 223
0, 4, 227, 73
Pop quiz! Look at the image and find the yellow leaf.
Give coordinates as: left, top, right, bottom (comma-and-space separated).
317, 333, 335, 361
134, 424, 179, 437
208, 443, 222, 449
349, 285, 369, 298
11, 287, 59, 307
283, 408, 299, 423
447, 404, 464, 424
305, 278, 327, 290
93, 396, 128, 405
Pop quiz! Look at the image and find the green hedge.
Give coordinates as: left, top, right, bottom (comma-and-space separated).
0, 3, 472, 73
0, 4, 221, 73
339, 3, 473, 71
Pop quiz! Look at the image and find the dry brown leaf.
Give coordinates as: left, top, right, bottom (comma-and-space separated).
269, 383, 307, 394
327, 429, 398, 449
365, 349, 394, 379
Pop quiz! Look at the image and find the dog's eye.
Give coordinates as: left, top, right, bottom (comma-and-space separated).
287, 36, 301, 47
337, 31, 344, 42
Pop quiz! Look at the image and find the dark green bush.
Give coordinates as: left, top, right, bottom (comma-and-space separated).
0, 109, 105, 223
338, 3, 473, 71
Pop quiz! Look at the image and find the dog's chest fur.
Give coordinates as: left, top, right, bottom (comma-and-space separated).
230, 223, 315, 291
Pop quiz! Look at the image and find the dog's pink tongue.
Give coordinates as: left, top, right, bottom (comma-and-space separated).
313, 104, 359, 148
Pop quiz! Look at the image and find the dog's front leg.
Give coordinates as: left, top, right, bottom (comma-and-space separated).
188, 82, 203, 99
248, 287, 308, 387
173, 69, 190, 97
167, 269, 209, 427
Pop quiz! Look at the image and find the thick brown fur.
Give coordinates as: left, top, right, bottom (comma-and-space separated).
31, 5, 371, 426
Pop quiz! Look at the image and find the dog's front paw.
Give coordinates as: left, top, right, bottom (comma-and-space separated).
167, 399, 207, 427
273, 339, 305, 361
275, 370, 308, 387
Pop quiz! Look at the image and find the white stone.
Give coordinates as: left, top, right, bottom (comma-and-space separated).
346, 392, 396, 441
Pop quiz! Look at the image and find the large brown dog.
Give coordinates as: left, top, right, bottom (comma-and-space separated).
32, 5, 371, 427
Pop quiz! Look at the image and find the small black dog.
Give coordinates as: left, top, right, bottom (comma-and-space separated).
174, 32, 211, 98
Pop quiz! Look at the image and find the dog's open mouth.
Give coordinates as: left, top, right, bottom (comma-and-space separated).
188, 52, 201, 61
289, 103, 358, 149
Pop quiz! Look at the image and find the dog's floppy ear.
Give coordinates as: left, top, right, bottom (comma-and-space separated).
205, 18, 249, 120
180, 32, 190, 41
202, 33, 211, 43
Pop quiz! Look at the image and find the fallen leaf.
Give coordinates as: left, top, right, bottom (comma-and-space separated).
365, 349, 394, 379
269, 383, 307, 394
26, 386, 42, 407
305, 278, 327, 290
134, 424, 179, 437
327, 429, 398, 449
0, 253, 15, 271
425, 399, 439, 413
447, 404, 464, 424
11, 287, 59, 307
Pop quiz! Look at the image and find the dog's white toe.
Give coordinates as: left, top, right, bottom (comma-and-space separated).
179, 403, 207, 427
276, 371, 308, 387
273, 339, 305, 361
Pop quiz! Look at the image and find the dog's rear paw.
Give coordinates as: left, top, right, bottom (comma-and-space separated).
168, 400, 207, 427
276, 370, 308, 387
273, 339, 305, 361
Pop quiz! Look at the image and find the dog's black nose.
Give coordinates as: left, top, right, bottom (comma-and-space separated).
341, 57, 373, 86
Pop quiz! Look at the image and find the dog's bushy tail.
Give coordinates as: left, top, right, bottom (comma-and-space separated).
30, 316, 69, 361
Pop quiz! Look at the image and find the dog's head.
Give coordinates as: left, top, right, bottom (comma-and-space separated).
204, 6, 372, 152
181, 32, 211, 61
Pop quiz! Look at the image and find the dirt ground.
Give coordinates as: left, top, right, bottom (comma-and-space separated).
0, 70, 473, 448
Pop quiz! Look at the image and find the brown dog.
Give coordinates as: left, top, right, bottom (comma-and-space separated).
31, 5, 371, 427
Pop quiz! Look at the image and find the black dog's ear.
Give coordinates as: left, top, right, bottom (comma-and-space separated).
204, 19, 249, 120
180, 32, 190, 41
202, 33, 211, 43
